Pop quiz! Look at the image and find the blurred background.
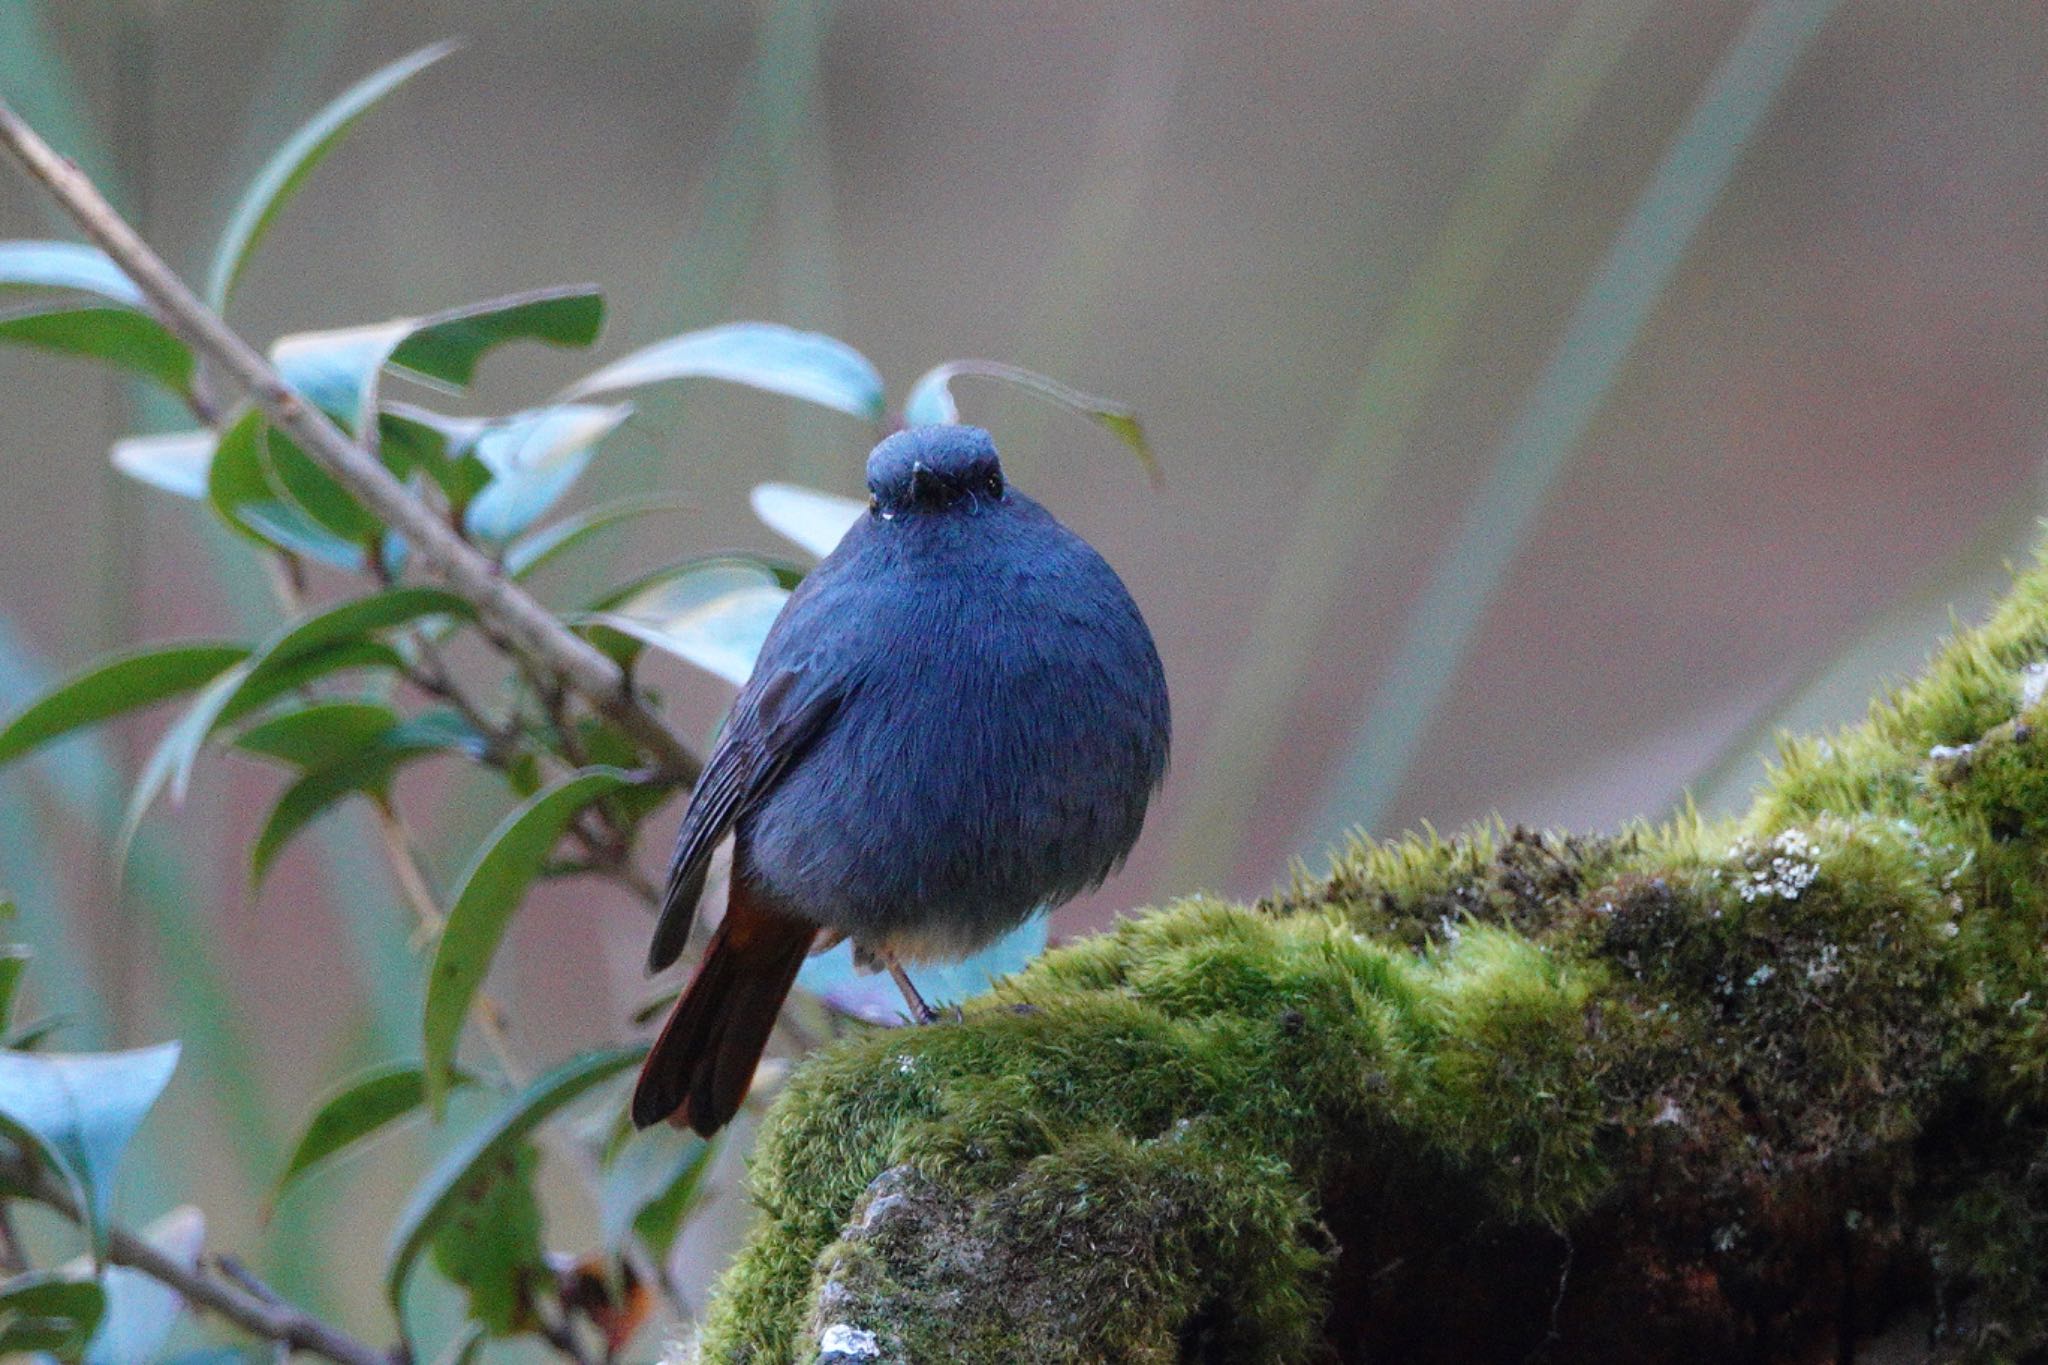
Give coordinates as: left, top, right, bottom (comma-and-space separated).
2, 0, 2045, 1348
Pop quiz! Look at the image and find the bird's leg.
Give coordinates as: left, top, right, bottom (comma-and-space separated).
878, 950, 939, 1025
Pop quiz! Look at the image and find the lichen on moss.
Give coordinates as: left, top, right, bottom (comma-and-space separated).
681, 542, 2048, 1363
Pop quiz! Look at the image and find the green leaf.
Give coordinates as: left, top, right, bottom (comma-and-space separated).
0, 641, 248, 769
270, 286, 607, 438
0, 949, 28, 1033
233, 701, 400, 769
121, 592, 464, 855
0, 241, 141, 306
276, 1061, 473, 1197
462, 402, 634, 543
505, 495, 694, 580
427, 1139, 544, 1335
0, 1043, 180, 1256
598, 1123, 713, 1257
0, 306, 193, 394
578, 557, 790, 686
391, 288, 606, 385
0, 1271, 105, 1358
208, 41, 460, 309
749, 481, 864, 560
564, 321, 885, 419
77, 1205, 204, 1365
902, 359, 1159, 484
265, 429, 380, 543
110, 430, 213, 500
420, 770, 636, 1108
386, 1046, 642, 1314
249, 713, 478, 887
207, 410, 364, 568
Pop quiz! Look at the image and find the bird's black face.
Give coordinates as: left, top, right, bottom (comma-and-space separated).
866, 425, 1007, 519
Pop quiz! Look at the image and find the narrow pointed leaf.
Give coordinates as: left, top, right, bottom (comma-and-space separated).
420, 770, 636, 1106
749, 482, 865, 559
0, 241, 141, 305
902, 359, 1158, 484
0, 641, 249, 769
276, 1061, 474, 1197
505, 495, 693, 580
0, 1042, 181, 1256
208, 41, 460, 308
387, 1046, 643, 1313
111, 430, 214, 499
249, 712, 478, 887
0, 1272, 105, 1356
564, 321, 885, 418
233, 701, 400, 769
120, 592, 461, 851
0, 949, 28, 1033
0, 306, 193, 393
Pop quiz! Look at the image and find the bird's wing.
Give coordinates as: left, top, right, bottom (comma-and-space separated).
645, 664, 841, 971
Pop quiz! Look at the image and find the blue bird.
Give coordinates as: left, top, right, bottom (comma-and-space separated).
632, 424, 1170, 1133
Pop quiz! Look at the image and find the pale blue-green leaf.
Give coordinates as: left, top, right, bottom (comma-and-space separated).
0, 1043, 180, 1256
386, 1047, 643, 1314
0, 241, 141, 306
207, 41, 459, 308
270, 320, 410, 430
110, 431, 213, 500
580, 559, 788, 686
901, 360, 1158, 483
462, 402, 634, 543
76, 1205, 203, 1365
420, 770, 637, 1108
749, 482, 864, 560
563, 321, 884, 419
798, 915, 1048, 1025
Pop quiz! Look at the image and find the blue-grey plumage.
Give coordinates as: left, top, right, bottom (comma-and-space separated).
634, 423, 1169, 1132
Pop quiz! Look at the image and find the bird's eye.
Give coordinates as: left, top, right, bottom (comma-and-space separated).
868, 494, 880, 513
984, 473, 1004, 498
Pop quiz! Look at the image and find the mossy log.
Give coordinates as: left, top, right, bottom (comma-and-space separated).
679, 547, 2048, 1364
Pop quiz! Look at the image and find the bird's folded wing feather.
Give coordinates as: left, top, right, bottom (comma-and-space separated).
645, 665, 841, 971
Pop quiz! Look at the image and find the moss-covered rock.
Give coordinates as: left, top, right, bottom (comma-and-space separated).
679, 543, 2048, 1363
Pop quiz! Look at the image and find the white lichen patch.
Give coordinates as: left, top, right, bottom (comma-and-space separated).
819, 1323, 881, 1359
1727, 829, 1822, 903
2022, 660, 2048, 709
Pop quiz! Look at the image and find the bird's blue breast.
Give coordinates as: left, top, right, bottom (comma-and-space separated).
736, 494, 1169, 957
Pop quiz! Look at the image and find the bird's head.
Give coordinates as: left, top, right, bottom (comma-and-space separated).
866, 424, 1007, 519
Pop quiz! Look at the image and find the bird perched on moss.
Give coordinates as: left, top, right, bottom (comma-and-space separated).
632, 423, 1170, 1134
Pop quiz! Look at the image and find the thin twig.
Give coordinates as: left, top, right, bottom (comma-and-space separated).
0, 96, 700, 788
373, 799, 528, 1084
3, 1154, 394, 1365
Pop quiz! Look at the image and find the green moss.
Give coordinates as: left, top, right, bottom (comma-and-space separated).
686, 542, 2048, 1363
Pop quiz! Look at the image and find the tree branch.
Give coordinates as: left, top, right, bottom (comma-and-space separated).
2, 1154, 394, 1365
0, 96, 700, 788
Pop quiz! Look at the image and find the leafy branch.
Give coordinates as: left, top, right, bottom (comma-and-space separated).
0, 39, 1155, 1361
